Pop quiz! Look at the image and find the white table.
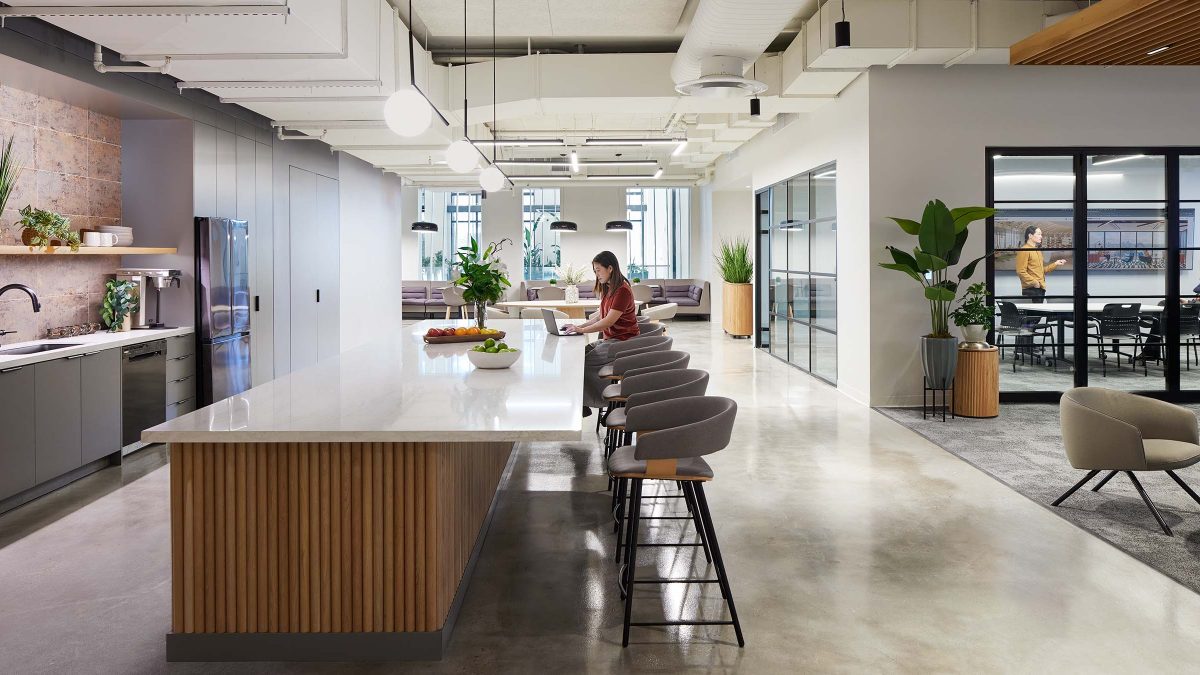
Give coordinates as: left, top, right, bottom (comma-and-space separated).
495, 298, 643, 319
143, 319, 586, 662
1011, 302, 1163, 362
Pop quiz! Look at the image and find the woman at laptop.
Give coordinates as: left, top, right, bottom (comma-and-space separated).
561, 251, 640, 416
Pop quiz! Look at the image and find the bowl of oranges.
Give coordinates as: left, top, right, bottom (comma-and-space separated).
422, 326, 505, 344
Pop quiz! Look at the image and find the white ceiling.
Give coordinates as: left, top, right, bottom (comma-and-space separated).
1, 0, 1057, 186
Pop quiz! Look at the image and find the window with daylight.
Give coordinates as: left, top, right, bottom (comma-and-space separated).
416, 189, 482, 280
625, 187, 690, 280
522, 187, 562, 280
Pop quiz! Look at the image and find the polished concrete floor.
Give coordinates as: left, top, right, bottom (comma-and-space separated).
3, 321, 1200, 673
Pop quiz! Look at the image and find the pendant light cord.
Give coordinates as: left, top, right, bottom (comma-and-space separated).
462, 0, 467, 135
842, 0, 846, 21
492, 0, 497, 163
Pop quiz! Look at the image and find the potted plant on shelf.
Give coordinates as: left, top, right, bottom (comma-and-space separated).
951, 282, 992, 349
548, 278, 557, 285
0, 137, 22, 222
631, 277, 642, 284
102, 279, 138, 332
878, 200, 996, 389
453, 237, 512, 330
715, 237, 754, 338
16, 205, 80, 252
556, 263, 588, 303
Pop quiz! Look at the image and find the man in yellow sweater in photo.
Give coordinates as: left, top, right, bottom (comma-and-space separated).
1016, 225, 1066, 302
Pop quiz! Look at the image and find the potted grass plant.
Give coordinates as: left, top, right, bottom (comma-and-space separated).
715, 237, 754, 338
0, 137, 21, 219
878, 200, 996, 388
556, 263, 588, 303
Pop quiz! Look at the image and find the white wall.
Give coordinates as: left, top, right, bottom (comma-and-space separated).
707, 74, 872, 405
481, 189, 524, 299
868, 65, 1200, 406
559, 186, 629, 275
338, 153, 404, 350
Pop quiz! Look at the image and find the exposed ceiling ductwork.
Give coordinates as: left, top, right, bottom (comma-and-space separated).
670, 0, 809, 89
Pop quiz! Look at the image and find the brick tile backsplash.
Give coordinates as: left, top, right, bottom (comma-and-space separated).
0, 84, 125, 340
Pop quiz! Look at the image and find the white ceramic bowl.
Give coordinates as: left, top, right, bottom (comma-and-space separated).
466, 348, 521, 369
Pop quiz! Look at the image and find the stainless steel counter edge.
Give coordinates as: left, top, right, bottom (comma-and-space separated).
0, 327, 195, 370
140, 429, 585, 444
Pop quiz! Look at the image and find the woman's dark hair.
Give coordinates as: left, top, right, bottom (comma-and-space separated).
1023, 225, 1041, 247
591, 250, 628, 298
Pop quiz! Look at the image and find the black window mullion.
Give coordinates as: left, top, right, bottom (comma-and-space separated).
1073, 152, 1088, 389
1167, 153, 1182, 393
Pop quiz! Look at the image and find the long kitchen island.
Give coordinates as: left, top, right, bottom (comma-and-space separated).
143, 319, 586, 661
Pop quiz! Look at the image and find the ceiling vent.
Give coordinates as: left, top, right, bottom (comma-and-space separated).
674, 56, 767, 98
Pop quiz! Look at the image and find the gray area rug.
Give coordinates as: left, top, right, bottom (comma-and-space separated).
879, 404, 1200, 594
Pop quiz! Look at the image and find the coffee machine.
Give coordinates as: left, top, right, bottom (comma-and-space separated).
117, 268, 182, 329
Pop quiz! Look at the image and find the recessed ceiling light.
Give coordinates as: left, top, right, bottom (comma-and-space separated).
1092, 154, 1146, 166
472, 139, 565, 147
1147, 45, 1172, 56
583, 138, 686, 147
569, 151, 580, 173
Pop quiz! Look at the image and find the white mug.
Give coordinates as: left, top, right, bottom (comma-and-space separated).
83, 231, 117, 247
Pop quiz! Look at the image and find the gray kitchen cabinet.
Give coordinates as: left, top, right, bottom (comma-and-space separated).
0, 366, 37, 501
81, 349, 122, 464
34, 356, 83, 483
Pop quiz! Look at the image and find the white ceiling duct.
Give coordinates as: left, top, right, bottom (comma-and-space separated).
675, 55, 768, 98
670, 0, 806, 93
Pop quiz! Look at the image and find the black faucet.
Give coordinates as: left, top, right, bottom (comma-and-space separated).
0, 284, 41, 312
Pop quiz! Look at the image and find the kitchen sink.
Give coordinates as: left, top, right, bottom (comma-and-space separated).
0, 342, 83, 356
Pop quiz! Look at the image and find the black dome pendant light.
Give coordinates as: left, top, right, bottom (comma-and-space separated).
550, 221, 578, 232
606, 220, 633, 232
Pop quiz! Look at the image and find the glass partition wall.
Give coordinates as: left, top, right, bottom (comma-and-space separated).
756, 163, 837, 384
987, 149, 1200, 401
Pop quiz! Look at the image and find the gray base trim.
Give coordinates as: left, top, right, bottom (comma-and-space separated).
166, 442, 519, 662
0, 454, 120, 516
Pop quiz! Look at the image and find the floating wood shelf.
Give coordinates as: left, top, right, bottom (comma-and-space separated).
0, 246, 177, 255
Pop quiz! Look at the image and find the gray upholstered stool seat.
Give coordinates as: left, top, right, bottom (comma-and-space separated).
599, 364, 615, 378
606, 407, 626, 428
1143, 439, 1200, 470
602, 382, 623, 400
608, 446, 712, 480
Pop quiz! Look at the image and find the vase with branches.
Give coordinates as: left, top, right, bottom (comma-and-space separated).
556, 263, 588, 303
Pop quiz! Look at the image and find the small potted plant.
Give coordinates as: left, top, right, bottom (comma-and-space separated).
556, 264, 588, 303
631, 277, 642, 284
16, 205, 80, 251
548, 278, 557, 285
715, 237, 754, 338
453, 237, 512, 330
951, 282, 992, 349
102, 279, 138, 332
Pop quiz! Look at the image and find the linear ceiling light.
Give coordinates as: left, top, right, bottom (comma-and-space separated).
505, 175, 572, 181
181, 80, 382, 90
493, 160, 660, 168
1147, 45, 1172, 56
1091, 154, 1146, 166
472, 139, 565, 147
586, 174, 660, 181
584, 138, 687, 147
569, 151, 580, 173
0, 4, 289, 17
653, 168, 664, 179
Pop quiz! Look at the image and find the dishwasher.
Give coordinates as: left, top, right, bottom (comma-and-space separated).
122, 339, 166, 446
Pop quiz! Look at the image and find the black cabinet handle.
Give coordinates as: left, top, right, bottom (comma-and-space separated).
316, 289, 321, 303
254, 295, 260, 311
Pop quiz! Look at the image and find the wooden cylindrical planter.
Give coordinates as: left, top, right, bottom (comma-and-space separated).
953, 346, 999, 418
722, 282, 753, 338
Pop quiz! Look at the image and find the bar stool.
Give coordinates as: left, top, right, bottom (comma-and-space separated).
637, 322, 664, 337
609, 396, 744, 648
598, 336, 674, 382
599, 351, 692, 459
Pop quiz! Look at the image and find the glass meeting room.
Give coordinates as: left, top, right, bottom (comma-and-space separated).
988, 150, 1200, 400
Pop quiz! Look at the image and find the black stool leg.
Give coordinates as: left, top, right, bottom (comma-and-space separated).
682, 481, 712, 564
1091, 470, 1118, 492
621, 478, 644, 645
1166, 470, 1200, 507
1125, 471, 1173, 536
692, 483, 744, 648
1051, 470, 1100, 506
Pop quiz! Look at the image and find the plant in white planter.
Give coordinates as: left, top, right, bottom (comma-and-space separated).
878, 200, 996, 388
556, 263, 588, 303
951, 282, 992, 348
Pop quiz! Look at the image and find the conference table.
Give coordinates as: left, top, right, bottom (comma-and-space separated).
1012, 302, 1163, 363
144, 319, 586, 662
495, 298, 643, 319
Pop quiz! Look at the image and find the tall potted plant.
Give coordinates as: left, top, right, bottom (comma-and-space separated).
0, 137, 22, 219
879, 200, 995, 388
715, 237, 754, 338
453, 237, 512, 329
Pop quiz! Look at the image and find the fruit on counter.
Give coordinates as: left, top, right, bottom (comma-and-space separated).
454, 327, 468, 336
470, 340, 517, 354
425, 328, 440, 337
466, 327, 481, 335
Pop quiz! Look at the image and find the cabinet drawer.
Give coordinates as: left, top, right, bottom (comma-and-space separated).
166, 396, 196, 420
167, 334, 195, 359
167, 374, 196, 405
166, 353, 196, 380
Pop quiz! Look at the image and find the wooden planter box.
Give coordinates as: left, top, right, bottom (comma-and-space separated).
722, 282, 753, 338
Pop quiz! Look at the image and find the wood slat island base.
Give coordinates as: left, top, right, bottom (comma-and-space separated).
166, 440, 515, 662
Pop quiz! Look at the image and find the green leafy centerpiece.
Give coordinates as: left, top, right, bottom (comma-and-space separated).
453, 237, 512, 329
102, 279, 138, 332
16, 205, 80, 252
878, 200, 996, 388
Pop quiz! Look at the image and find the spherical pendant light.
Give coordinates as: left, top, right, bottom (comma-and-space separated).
446, 139, 481, 173
384, 89, 432, 137
479, 165, 506, 193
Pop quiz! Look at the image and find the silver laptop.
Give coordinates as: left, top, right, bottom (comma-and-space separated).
542, 309, 583, 336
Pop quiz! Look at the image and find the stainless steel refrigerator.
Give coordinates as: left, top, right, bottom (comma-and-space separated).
195, 217, 251, 406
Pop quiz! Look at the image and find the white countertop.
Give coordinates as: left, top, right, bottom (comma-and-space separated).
0, 326, 194, 369
142, 319, 586, 443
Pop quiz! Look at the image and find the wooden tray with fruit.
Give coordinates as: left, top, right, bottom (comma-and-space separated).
422, 326, 507, 344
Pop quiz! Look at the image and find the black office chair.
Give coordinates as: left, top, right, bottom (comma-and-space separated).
995, 301, 1050, 371
1087, 303, 1145, 376
1181, 304, 1200, 370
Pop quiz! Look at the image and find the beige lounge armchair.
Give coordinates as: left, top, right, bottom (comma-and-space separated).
537, 285, 566, 300
485, 306, 511, 319
1055, 387, 1200, 536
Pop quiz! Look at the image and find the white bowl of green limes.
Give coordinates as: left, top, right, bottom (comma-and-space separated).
466, 338, 521, 369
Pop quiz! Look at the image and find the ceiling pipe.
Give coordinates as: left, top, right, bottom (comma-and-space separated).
93, 43, 170, 74
0, 4, 290, 18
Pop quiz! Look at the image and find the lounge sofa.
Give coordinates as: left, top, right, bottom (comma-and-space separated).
519, 278, 710, 319
402, 280, 460, 318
